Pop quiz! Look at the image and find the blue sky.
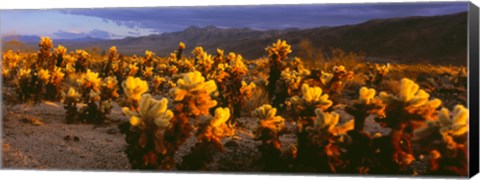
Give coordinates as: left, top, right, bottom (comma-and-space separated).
0, 2, 468, 39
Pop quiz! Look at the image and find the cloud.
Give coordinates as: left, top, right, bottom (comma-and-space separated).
60, 2, 468, 33
53, 29, 118, 39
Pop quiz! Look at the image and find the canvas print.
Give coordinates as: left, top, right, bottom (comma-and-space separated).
0, 1, 475, 177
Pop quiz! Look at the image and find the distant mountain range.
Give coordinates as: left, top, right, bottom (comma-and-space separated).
2, 12, 467, 65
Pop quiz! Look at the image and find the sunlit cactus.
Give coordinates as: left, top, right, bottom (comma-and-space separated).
77, 69, 102, 92
266, 40, 290, 109
194, 50, 214, 76
228, 53, 248, 76
74, 49, 90, 73
122, 76, 149, 109
39, 36, 54, 49
308, 109, 354, 137
252, 104, 286, 171
123, 94, 173, 129
345, 87, 385, 131
143, 66, 154, 78
169, 71, 217, 116
53, 45, 67, 68
240, 81, 256, 97
62, 87, 82, 123
378, 78, 442, 122
98, 76, 120, 120
372, 78, 442, 172
181, 107, 233, 170
37, 69, 51, 83
43, 66, 65, 100
290, 84, 333, 112
120, 94, 174, 169
152, 75, 167, 94
317, 65, 354, 95
266, 39, 292, 61
413, 105, 468, 176
302, 109, 353, 172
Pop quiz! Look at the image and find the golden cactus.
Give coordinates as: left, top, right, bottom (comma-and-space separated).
379, 78, 441, 120
178, 42, 186, 50
414, 105, 468, 147
228, 53, 248, 75
77, 69, 102, 92
50, 66, 65, 85
239, 81, 256, 97
54, 45, 67, 56
169, 71, 217, 116
309, 109, 354, 137
266, 39, 292, 61
122, 94, 173, 129
122, 76, 149, 104
359, 87, 377, 105
252, 104, 285, 133
145, 50, 155, 60
291, 84, 333, 111
37, 69, 51, 83
39, 36, 53, 49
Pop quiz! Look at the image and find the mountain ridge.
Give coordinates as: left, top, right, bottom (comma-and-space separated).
2, 11, 467, 65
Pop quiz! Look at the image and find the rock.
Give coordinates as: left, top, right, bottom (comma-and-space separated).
225, 140, 240, 148
21, 116, 44, 126
107, 128, 118, 135
64, 135, 71, 141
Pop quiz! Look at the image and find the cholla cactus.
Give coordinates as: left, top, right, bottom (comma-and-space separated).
345, 87, 385, 131
44, 66, 65, 100
308, 109, 353, 137
318, 65, 354, 95
2, 50, 21, 81
143, 66, 154, 78
305, 109, 354, 172
194, 50, 214, 76
181, 107, 233, 170
413, 105, 468, 176
266, 40, 290, 108
75, 49, 90, 73
152, 75, 167, 94
14, 68, 33, 101
62, 87, 81, 123
372, 78, 442, 172
123, 94, 173, 129
253, 105, 285, 134
228, 53, 248, 76
52, 45, 67, 69
210, 52, 255, 125
77, 69, 102, 93
169, 71, 217, 117
175, 42, 186, 60
266, 39, 292, 62
290, 84, 333, 113
279, 68, 304, 96
99, 76, 120, 120
365, 63, 390, 86
120, 94, 174, 169
127, 63, 139, 76
240, 81, 256, 98
252, 104, 286, 171
378, 78, 442, 124
37, 69, 51, 83
122, 76, 149, 109
37, 36, 54, 69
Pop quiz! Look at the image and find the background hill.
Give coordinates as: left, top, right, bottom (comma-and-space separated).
2, 12, 467, 65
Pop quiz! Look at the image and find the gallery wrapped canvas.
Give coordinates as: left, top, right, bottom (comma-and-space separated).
1, 0, 478, 179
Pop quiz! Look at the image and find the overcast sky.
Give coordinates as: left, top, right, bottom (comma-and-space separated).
0, 2, 468, 39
